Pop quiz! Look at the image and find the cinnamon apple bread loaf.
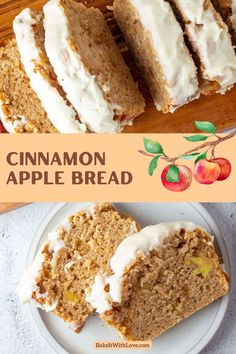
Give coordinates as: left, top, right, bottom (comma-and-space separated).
0, 0, 144, 134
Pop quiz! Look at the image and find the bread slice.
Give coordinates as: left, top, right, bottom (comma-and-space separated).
87, 222, 229, 340
43, 0, 145, 133
17, 203, 139, 332
13, 9, 86, 134
170, 0, 236, 95
0, 39, 57, 133
113, 0, 199, 113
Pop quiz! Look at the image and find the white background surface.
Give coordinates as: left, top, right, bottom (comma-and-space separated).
0, 203, 235, 354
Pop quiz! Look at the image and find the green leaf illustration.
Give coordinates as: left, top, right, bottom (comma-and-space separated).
195, 151, 207, 164
180, 153, 201, 160
195, 121, 217, 134
166, 165, 180, 183
184, 134, 208, 142
190, 255, 213, 277
144, 138, 164, 154
149, 156, 161, 176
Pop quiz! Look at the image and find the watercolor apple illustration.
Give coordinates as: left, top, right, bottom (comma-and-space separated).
161, 165, 192, 192
194, 157, 232, 184
194, 159, 221, 184
141, 123, 234, 193
212, 158, 232, 181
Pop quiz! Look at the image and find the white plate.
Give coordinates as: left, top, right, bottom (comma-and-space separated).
26, 203, 230, 354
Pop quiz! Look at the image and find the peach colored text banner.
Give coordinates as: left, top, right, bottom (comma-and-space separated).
0, 134, 235, 202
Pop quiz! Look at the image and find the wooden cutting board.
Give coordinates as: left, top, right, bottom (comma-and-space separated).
0, 203, 29, 214
1, 0, 236, 133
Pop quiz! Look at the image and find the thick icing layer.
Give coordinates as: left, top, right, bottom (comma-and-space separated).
129, 0, 199, 111
13, 8, 86, 134
175, 0, 236, 92
43, 0, 122, 133
17, 219, 69, 310
86, 222, 208, 314
17, 247, 58, 311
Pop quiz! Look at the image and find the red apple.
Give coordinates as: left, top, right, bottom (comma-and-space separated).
194, 159, 221, 184
161, 165, 193, 192
212, 158, 231, 181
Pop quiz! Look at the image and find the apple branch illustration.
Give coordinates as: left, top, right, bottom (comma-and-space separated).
139, 121, 235, 192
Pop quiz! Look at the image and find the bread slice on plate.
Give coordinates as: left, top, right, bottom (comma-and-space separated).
113, 0, 199, 113
87, 222, 229, 340
170, 0, 236, 95
13, 8, 86, 134
43, 0, 145, 133
0, 39, 57, 133
17, 203, 139, 332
